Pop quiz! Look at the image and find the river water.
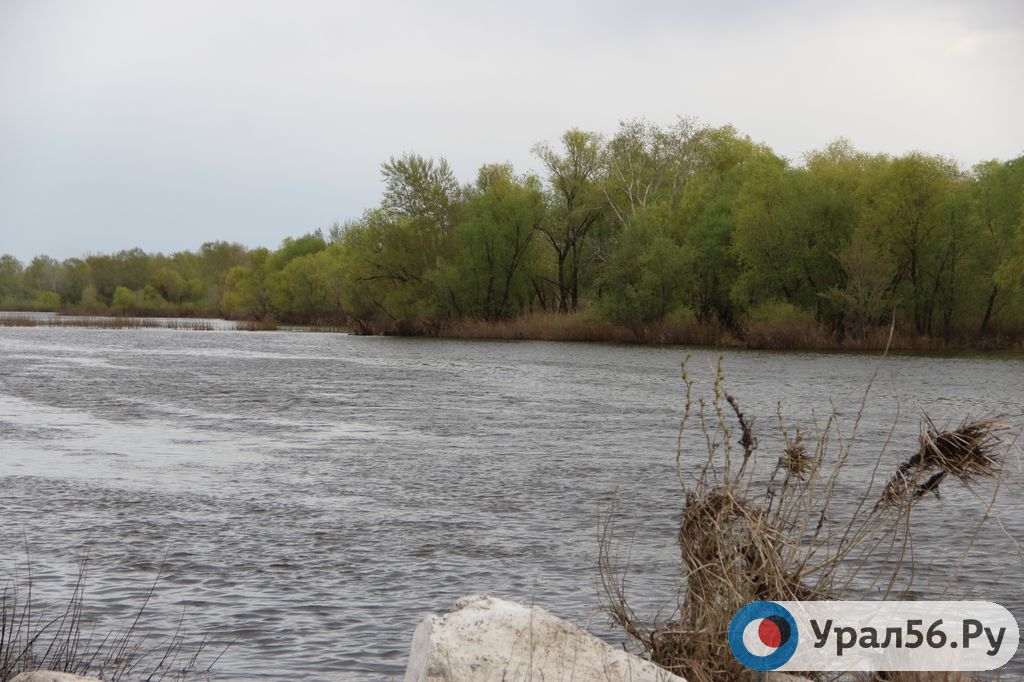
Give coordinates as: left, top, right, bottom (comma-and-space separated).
1, 328, 1021, 679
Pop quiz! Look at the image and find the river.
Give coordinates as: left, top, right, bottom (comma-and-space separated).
1, 327, 1021, 679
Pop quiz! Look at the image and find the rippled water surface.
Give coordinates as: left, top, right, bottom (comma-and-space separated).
1, 328, 1022, 679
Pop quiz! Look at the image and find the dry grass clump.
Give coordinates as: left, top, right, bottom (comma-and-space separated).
880, 418, 1007, 507
600, 356, 1017, 682
779, 433, 814, 480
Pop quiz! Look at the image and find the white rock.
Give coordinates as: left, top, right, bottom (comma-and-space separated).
10, 672, 102, 682
404, 594, 687, 682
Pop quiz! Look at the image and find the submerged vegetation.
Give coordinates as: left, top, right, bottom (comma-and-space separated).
599, 359, 1020, 680
3, 118, 1024, 349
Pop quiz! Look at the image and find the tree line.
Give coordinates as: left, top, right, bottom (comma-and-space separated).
3, 118, 1023, 344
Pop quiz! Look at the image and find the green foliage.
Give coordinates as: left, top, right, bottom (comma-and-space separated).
858, 153, 961, 334
268, 232, 327, 270
151, 267, 186, 303
3, 121, 1022, 343
596, 202, 692, 332
970, 157, 1024, 333
111, 286, 137, 311
221, 249, 273, 319
33, 290, 61, 309
335, 209, 444, 329
0, 255, 27, 305
533, 128, 604, 312
442, 165, 543, 320
80, 284, 103, 309
731, 152, 847, 318
269, 249, 343, 323
822, 231, 898, 338
747, 299, 816, 327
685, 167, 744, 326
25, 256, 66, 300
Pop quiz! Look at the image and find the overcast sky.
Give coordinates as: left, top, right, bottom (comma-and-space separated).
1, 0, 1022, 262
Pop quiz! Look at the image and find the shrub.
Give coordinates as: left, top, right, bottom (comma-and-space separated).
32, 291, 60, 310
111, 286, 137, 312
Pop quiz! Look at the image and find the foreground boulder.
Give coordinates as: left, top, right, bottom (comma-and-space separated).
404, 594, 686, 682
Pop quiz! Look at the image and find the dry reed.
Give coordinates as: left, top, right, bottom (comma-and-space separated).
0, 315, 215, 331
599, 355, 1018, 682
1, 554, 227, 681
444, 312, 637, 343
235, 318, 280, 331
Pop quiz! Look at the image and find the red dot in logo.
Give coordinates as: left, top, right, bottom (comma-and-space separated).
758, 618, 783, 648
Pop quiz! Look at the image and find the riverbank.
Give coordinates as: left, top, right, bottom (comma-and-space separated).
4, 307, 1022, 351
431, 313, 1024, 353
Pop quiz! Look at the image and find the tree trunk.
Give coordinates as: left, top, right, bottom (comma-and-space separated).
979, 285, 999, 336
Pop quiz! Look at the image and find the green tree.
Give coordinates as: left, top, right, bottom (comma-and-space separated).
670, 125, 763, 327
268, 231, 327, 270
112, 248, 153, 291
380, 154, 462, 247
151, 267, 186, 303
601, 118, 704, 232
533, 129, 605, 312
822, 231, 898, 338
0, 255, 27, 305
268, 250, 343, 323
111, 285, 137, 312
859, 153, 961, 335
596, 202, 693, 334
221, 248, 274, 320
24, 255, 66, 299
730, 151, 848, 319
335, 209, 443, 331
33, 290, 61, 309
61, 258, 91, 305
967, 157, 1024, 334
443, 164, 544, 320
80, 284, 103, 309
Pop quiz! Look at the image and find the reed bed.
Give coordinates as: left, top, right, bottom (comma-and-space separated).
443, 312, 635, 342
234, 318, 280, 331
440, 314, 1023, 351
0, 315, 215, 331
599, 356, 1019, 681
442, 313, 735, 345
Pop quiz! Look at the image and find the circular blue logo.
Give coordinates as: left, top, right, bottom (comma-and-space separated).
728, 601, 799, 671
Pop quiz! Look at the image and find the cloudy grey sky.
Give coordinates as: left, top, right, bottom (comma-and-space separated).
2, 0, 1022, 261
